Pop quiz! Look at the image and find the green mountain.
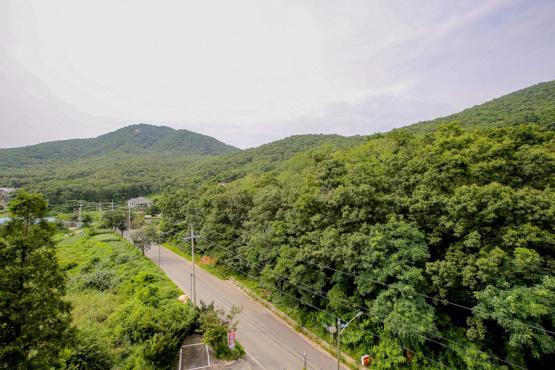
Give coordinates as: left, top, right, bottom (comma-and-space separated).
186, 134, 366, 183
0, 124, 239, 167
406, 80, 555, 133
0, 125, 364, 206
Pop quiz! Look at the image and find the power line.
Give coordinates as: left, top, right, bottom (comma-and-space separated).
199, 235, 526, 370
194, 275, 320, 370
198, 236, 452, 370
202, 230, 555, 337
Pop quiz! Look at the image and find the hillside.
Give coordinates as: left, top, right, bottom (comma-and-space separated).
0, 127, 364, 206
0, 124, 239, 168
406, 80, 555, 133
160, 121, 555, 369
181, 133, 366, 184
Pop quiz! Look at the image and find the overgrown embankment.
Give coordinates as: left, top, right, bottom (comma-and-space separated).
56, 231, 197, 369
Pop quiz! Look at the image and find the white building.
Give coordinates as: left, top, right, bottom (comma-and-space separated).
0, 188, 16, 208
127, 196, 152, 210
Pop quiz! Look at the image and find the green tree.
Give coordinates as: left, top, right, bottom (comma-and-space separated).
130, 228, 152, 255
102, 209, 128, 235
197, 302, 244, 360
0, 191, 73, 368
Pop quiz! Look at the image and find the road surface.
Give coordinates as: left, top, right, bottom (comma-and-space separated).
145, 245, 343, 370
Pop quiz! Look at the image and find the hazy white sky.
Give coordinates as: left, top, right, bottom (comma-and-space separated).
1, 0, 554, 148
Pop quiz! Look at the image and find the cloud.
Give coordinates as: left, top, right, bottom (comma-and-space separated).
0, 0, 554, 148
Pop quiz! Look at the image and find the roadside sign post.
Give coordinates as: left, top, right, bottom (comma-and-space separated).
228, 331, 236, 350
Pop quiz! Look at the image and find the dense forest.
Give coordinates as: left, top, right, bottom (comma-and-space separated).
160, 122, 554, 368
1, 81, 554, 210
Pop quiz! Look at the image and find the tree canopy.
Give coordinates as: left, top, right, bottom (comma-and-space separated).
0, 191, 72, 368
160, 123, 554, 368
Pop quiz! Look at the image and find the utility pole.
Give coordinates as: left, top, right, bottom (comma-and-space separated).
336, 318, 341, 370
99, 202, 102, 222
335, 312, 363, 370
77, 202, 82, 228
190, 272, 193, 304
127, 204, 131, 239
111, 199, 114, 211
183, 224, 201, 306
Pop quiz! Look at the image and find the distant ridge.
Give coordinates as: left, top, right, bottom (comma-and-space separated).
405, 80, 555, 133
0, 124, 239, 167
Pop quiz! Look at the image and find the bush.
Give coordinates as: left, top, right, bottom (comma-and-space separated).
62, 329, 113, 370
81, 256, 101, 273
80, 268, 119, 291
197, 302, 244, 360
63, 261, 78, 271
110, 299, 197, 368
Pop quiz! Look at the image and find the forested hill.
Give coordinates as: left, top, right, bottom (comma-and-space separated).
406, 80, 555, 133
161, 124, 555, 369
0, 127, 364, 205
0, 124, 239, 167
183, 133, 366, 184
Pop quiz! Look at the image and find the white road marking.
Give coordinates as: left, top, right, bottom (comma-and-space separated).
246, 350, 266, 369
206, 345, 211, 367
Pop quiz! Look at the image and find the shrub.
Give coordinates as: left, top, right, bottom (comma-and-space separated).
81, 256, 101, 273
197, 302, 244, 360
63, 261, 78, 271
110, 299, 196, 368
80, 269, 119, 291
62, 329, 113, 370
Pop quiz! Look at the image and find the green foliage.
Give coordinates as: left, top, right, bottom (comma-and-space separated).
102, 209, 128, 233
56, 232, 197, 369
407, 80, 555, 133
61, 328, 114, 370
0, 191, 73, 369
197, 302, 245, 360
161, 123, 554, 368
0, 124, 362, 207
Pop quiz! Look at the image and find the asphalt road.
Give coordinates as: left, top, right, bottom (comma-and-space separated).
145, 245, 343, 370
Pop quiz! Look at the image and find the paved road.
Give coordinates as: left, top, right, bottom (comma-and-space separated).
145, 245, 343, 370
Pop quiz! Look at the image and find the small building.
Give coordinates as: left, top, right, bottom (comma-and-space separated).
0, 188, 16, 208
127, 196, 152, 210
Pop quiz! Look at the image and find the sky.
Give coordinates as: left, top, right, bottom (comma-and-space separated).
1, 0, 554, 149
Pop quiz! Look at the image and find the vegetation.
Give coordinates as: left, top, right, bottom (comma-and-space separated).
0, 192, 73, 369
0, 127, 363, 207
197, 302, 244, 360
407, 80, 555, 133
1, 80, 554, 369
0, 124, 237, 168
160, 123, 554, 369
56, 230, 197, 369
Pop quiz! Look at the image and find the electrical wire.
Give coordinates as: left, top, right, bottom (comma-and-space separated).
202, 230, 555, 337
195, 236, 452, 370
198, 235, 527, 370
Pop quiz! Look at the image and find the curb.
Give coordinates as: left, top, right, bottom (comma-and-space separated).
229, 278, 362, 370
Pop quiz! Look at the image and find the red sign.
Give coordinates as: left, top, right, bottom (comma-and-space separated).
228, 331, 236, 350
361, 354, 371, 367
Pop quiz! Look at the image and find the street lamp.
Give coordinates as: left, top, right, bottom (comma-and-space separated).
335, 311, 363, 370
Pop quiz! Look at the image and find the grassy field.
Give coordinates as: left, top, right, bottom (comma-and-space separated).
56, 230, 197, 369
